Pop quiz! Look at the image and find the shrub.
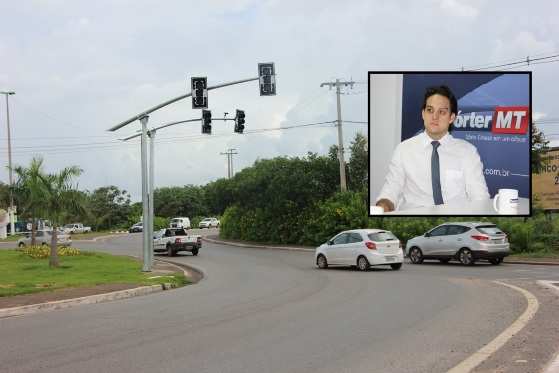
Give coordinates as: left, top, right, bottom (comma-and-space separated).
19, 245, 80, 259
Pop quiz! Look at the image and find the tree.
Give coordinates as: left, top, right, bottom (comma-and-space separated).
88, 186, 131, 230
154, 185, 207, 218
40, 165, 86, 267
11, 157, 49, 245
347, 133, 368, 192
532, 122, 549, 174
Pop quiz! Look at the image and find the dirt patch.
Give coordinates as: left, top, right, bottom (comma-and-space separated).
0, 283, 139, 309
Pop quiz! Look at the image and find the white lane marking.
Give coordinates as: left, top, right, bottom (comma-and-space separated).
447, 281, 539, 373
537, 280, 559, 373
537, 280, 559, 296
543, 351, 559, 373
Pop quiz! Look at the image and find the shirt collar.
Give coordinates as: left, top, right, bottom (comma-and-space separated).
420, 131, 452, 149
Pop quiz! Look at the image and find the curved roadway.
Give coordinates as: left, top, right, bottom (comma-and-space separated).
1, 231, 558, 373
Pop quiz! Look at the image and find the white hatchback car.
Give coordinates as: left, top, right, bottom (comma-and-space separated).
315, 229, 404, 271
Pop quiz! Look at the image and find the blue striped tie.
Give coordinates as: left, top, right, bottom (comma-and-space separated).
431, 141, 444, 205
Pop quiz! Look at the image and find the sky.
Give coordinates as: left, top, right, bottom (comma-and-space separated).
0, 0, 557, 202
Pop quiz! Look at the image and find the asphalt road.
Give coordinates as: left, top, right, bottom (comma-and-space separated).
1, 231, 558, 373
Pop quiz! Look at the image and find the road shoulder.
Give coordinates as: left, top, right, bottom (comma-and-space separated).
471, 279, 559, 373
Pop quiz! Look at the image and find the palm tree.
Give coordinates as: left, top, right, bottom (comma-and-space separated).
40, 166, 86, 268
11, 157, 48, 245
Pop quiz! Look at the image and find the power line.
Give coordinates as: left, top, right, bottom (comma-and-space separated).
461, 53, 559, 71
1, 120, 343, 155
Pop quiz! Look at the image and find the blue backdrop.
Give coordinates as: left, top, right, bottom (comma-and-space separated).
401, 73, 530, 198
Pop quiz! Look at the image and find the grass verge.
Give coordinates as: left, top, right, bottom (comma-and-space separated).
509, 250, 559, 260
0, 234, 24, 242
70, 231, 126, 240
0, 249, 188, 297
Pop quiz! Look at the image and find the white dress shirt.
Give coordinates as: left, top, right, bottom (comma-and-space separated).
377, 131, 489, 210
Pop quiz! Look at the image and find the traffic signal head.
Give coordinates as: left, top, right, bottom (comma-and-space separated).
235, 109, 245, 134
258, 63, 276, 96
191, 77, 208, 109
202, 110, 212, 134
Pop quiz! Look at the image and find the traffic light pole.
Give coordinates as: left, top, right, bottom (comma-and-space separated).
110, 75, 269, 272
148, 130, 155, 269
139, 115, 150, 272
109, 77, 260, 132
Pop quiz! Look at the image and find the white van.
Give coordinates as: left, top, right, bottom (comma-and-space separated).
170, 217, 191, 230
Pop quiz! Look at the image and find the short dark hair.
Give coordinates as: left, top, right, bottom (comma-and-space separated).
422, 85, 457, 115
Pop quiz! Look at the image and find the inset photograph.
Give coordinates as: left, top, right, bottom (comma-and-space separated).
369, 72, 531, 216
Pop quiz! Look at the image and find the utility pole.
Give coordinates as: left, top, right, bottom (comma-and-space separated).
220, 148, 238, 178
320, 79, 354, 192
0, 91, 16, 235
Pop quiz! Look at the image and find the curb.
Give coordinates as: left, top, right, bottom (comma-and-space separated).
0, 259, 203, 319
72, 233, 129, 243
0, 285, 164, 319
154, 258, 205, 284
504, 259, 559, 266
203, 236, 315, 252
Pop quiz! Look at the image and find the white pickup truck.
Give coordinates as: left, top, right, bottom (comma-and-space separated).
63, 223, 92, 234
153, 228, 202, 256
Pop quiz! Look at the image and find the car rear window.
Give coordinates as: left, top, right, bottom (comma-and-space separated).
476, 225, 504, 235
368, 231, 398, 242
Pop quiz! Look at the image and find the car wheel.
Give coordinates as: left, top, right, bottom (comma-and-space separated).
459, 248, 475, 266
409, 247, 424, 264
489, 257, 503, 265
439, 259, 450, 264
41, 242, 48, 247
357, 256, 370, 271
317, 254, 328, 269
192, 248, 199, 256
390, 263, 402, 270
18, 242, 25, 248
167, 245, 174, 257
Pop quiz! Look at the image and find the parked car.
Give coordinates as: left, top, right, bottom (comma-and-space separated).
198, 217, 220, 229
153, 228, 201, 256
170, 217, 191, 230
17, 230, 72, 247
315, 229, 404, 271
405, 222, 510, 266
129, 222, 143, 233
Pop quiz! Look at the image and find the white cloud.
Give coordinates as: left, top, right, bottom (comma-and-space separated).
439, 0, 480, 18
0, 0, 557, 201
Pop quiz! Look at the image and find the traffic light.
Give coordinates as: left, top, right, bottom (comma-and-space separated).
258, 63, 276, 96
234, 109, 245, 134
202, 110, 212, 134
191, 77, 208, 109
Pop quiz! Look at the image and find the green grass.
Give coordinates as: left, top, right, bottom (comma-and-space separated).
0, 234, 25, 242
510, 250, 559, 259
70, 231, 123, 240
0, 249, 188, 297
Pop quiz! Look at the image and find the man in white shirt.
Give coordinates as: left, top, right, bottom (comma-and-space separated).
376, 85, 489, 212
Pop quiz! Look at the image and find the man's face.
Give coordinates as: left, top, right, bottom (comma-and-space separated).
421, 94, 456, 140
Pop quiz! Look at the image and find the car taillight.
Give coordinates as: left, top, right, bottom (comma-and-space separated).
471, 235, 489, 241
365, 241, 376, 250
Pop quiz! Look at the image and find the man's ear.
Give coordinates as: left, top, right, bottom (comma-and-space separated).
449, 113, 456, 125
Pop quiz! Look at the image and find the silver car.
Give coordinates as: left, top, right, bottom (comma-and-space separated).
405, 222, 510, 266
17, 230, 72, 247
